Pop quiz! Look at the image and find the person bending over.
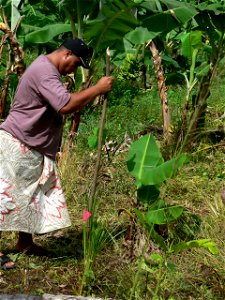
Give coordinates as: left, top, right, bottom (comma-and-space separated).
0, 38, 113, 259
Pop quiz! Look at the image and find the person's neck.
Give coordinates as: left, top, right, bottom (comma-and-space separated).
46, 52, 60, 70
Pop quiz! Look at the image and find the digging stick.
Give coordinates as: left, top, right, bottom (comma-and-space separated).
89, 48, 110, 211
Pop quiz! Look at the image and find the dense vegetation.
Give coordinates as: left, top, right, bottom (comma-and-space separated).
0, 0, 225, 299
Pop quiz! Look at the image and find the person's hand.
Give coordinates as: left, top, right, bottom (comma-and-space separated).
96, 76, 113, 94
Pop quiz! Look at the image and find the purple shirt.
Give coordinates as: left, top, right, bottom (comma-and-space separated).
0, 55, 71, 160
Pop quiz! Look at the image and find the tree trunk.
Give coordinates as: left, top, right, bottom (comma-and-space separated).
147, 40, 172, 143
0, 9, 26, 119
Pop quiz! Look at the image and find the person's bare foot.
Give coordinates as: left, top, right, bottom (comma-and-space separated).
0, 252, 16, 269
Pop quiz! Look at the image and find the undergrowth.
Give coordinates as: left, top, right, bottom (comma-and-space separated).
1, 73, 225, 299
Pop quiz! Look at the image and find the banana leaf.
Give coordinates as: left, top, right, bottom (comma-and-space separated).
170, 239, 218, 255
25, 24, 71, 43
127, 134, 187, 186
83, 0, 139, 52
137, 184, 160, 204
145, 200, 184, 225
181, 30, 203, 58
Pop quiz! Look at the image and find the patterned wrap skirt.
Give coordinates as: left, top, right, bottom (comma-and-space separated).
0, 130, 71, 234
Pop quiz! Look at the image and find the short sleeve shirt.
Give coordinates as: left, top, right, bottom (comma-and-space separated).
0, 55, 71, 160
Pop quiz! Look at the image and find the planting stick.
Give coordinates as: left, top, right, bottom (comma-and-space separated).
89, 48, 110, 211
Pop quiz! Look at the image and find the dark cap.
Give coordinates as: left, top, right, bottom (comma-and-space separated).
61, 38, 93, 69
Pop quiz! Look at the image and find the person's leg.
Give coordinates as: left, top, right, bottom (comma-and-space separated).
16, 232, 34, 251
16, 232, 49, 256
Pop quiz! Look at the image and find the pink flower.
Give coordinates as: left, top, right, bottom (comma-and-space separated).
83, 209, 91, 222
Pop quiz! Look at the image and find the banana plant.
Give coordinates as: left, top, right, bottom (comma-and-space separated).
176, 2, 225, 152
119, 0, 198, 143
127, 134, 187, 250
126, 133, 218, 257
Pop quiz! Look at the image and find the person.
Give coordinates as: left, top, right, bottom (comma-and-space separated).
0, 252, 15, 269
0, 37, 113, 264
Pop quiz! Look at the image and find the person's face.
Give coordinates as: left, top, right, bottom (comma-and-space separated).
59, 50, 81, 75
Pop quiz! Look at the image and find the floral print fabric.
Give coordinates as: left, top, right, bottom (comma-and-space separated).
0, 130, 71, 234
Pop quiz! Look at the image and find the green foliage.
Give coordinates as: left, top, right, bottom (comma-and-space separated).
83, 0, 139, 52
88, 127, 107, 150
126, 133, 218, 269
137, 185, 160, 204
127, 134, 187, 186
125, 26, 159, 45
126, 134, 188, 252
25, 24, 71, 44
168, 209, 202, 242
170, 239, 219, 255
116, 54, 143, 83
137, 1, 198, 37
181, 30, 203, 58
145, 200, 184, 225
107, 79, 140, 107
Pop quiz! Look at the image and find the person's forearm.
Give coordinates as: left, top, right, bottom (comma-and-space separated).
59, 84, 101, 114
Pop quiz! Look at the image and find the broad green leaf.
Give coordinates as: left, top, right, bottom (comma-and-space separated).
21, 24, 41, 35
122, 38, 137, 55
59, 0, 100, 20
88, 135, 98, 150
140, 1, 159, 11
25, 24, 71, 43
199, 3, 225, 13
196, 64, 210, 80
146, 204, 184, 225
137, 184, 160, 204
142, 11, 178, 34
181, 31, 203, 58
142, 6, 198, 34
171, 6, 198, 24
127, 134, 164, 177
125, 27, 159, 45
127, 134, 187, 185
141, 154, 187, 185
170, 239, 219, 255
83, 0, 138, 52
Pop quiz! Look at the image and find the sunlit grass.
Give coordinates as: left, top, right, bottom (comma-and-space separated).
1, 72, 225, 299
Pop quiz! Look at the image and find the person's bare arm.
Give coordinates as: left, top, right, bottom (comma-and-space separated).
59, 76, 113, 114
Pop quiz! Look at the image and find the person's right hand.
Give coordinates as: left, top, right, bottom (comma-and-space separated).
96, 76, 114, 94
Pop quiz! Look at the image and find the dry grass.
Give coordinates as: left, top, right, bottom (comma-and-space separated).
1, 77, 225, 299
1, 139, 225, 299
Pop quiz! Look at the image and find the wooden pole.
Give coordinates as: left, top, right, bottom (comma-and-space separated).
89, 48, 110, 211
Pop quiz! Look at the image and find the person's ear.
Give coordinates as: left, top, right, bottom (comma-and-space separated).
64, 49, 72, 59
67, 50, 73, 57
